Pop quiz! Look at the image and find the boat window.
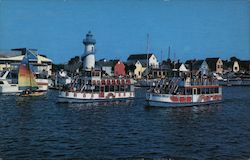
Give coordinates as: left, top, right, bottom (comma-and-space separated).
115, 85, 120, 92
105, 86, 109, 92
120, 85, 124, 92
215, 88, 219, 93
210, 88, 215, 94
0, 81, 4, 84
110, 86, 114, 92
205, 88, 209, 94
177, 87, 184, 94
185, 88, 192, 95
94, 86, 100, 92
197, 88, 201, 94
125, 85, 129, 92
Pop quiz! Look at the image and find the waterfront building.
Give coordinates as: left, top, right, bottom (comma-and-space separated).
150, 68, 168, 79
239, 60, 250, 73
114, 60, 126, 77
127, 53, 159, 68
185, 60, 209, 76
206, 58, 223, 74
133, 60, 146, 79
224, 60, 240, 73
198, 60, 209, 75
96, 59, 113, 76
96, 59, 126, 77
179, 63, 189, 72
0, 48, 53, 77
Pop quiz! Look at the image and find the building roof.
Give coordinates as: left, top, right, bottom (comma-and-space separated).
185, 59, 204, 70
206, 57, 220, 63
179, 63, 189, 72
206, 57, 221, 71
192, 60, 204, 71
96, 59, 121, 67
127, 53, 153, 61
239, 60, 250, 70
0, 54, 52, 63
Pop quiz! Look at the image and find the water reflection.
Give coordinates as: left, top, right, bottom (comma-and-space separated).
145, 103, 224, 122
57, 99, 134, 110
15, 96, 45, 108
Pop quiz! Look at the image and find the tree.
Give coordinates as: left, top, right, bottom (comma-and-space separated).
125, 64, 136, 74
230, 56, 240, 62
68, 56, 80, 65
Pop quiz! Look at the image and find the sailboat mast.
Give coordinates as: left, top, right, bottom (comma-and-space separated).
146, 33, 149, 81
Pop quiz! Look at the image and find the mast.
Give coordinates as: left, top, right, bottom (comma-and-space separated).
146, 33, 149, 82
168, 46, 170, 60
160, 49, 163, 73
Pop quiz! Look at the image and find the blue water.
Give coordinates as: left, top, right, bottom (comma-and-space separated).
0, 87, 250, 159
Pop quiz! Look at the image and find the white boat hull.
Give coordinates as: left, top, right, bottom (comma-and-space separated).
58, 91, 134, 103
146, 99, 222, 107
0, 84, 20, 94
146, 93, 222, 107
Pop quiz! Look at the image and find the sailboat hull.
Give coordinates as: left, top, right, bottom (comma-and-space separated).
19, 91, 46, 97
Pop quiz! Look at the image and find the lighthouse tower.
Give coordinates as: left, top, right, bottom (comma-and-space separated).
82, 31, 96, 71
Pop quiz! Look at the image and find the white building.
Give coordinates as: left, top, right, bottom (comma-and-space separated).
0, 48, 53, 77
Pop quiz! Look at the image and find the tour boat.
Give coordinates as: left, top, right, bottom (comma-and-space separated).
58, 70, 135, 103
146, 77, 222, 107
18, 52, 46, 97
58, 31, 134, 103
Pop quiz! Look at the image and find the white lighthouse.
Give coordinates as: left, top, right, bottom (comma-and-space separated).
82, 31, 96, 71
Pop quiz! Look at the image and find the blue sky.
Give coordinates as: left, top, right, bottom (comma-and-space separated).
0, 0, 249, 63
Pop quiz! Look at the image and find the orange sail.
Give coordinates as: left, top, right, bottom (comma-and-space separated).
18, 54, 38, 91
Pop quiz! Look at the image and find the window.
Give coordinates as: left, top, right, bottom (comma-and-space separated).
120, 85, 124, 91
0, 81, 4, 84
105, 86, 109, 92
197, 88, 201, 94
215, 88, 219, 93
94, 86, 100, 92
115, 85, 120, 92
125, 85, 130, 92
185, 88, 192, 95
110, 86, 114, 92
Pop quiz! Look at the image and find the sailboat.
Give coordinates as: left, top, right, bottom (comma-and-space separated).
18, 50, 46, 96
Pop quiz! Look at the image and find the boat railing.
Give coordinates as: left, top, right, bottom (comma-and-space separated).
184, 78, 219, 86
168, 77, 181, 94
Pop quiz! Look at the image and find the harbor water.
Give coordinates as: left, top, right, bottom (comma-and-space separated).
0, 87, 250, 159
